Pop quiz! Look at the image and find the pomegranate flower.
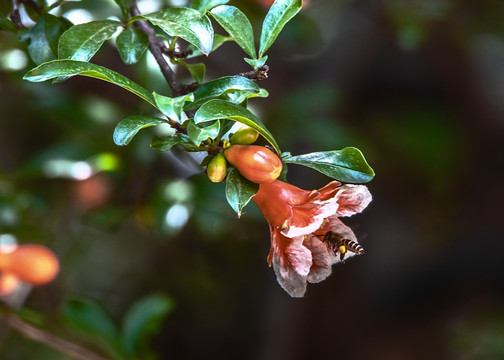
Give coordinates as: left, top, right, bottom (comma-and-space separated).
253, 179, 372, 297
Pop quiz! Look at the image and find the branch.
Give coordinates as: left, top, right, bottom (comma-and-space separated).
5, 314, 108, 360
10, 0, 26, 29
130, 1, 186, 97
239, 65, 269, 83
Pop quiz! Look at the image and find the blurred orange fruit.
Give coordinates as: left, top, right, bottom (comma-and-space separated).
0, 245, 59, 285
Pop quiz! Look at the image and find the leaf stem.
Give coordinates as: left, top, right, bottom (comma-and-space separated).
3, 314, 108, 360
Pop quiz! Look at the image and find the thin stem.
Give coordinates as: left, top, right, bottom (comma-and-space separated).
4, 314, 108, 360
130, 1, 185, 97
10, 0, 25, 29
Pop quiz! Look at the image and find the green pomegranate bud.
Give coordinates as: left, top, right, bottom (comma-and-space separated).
224, 145, 282, 183
207, 154, 228, 183
229, 126, 260, 145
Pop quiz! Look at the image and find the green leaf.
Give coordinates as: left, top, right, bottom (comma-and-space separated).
28, 14, 71, 65
44, 15, 73, 55
113, 115, 165, 146
191, 0, 229, 14
172, 59, 205, 83
225, 168, 259, 217
210, 5, 256, 58
186, 33, 231, 58
24, 60, 156, 108
194, 99, 280, 153
282, 147, 375, 183
61, 298, 122, 358
131, 8, 213, 55
116, 27, 148, 64
259, 0, 302, 57
0, 14, 18, 33
186, 76, 268, 110
244, 55, 268, 69
187, 120, 221, 145
151, 133, 201, 152
114, 0, 132, 19
122, 293, 174, 357
58, 20, 121, 61
154, 92, 194, 121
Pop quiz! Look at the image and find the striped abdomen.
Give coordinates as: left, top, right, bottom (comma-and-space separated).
323, 231, 365, 262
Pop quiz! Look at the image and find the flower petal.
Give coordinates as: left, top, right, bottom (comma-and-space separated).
281, 201, 338, 238
268, 229, 312, 297
304, 236, 336, 283
335, 185, 372, 216
271, 254, 307, 297
281, 181, 343, 238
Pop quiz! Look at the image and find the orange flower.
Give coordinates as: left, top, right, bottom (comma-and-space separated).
253, 180, 371, 297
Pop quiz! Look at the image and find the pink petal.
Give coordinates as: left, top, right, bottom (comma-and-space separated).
281, 201, 338, 238
284, 237, 313, 277
269, 230, 312, 297
335, 185, 372, 217
304, 236, 336, 283
271, 254, 307, 297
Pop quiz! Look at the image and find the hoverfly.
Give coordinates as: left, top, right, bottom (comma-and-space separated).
322, 231, 365, 262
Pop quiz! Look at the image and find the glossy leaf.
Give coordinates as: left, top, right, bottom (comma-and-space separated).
28, 16, 55, 65
28, 14, 71, 65
151, 133, 201, 152
259, 0, 302, 57
44, 15, 73, 55
58, 20, 121, 61
154, 92, 194, 121
186, 76, 268, 110
116, 27, 148, 64
113, 115, 165, 146
187, 120, 221, 145
210, 5, 256, 58
61, 298, 122, 358
244, 56, 268, 69
194, 99, 280, 153
173, 59, 205, 83
225, 168, 259, 217
282, 147, 375, 183
114, 0, 132, 19
122, 294, 174, 357
191, 0, 229, 14
131, 8, 213, 55
24, 60, 156, 108
186, 34, 231, 58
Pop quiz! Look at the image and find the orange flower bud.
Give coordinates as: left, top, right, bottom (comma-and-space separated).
207, 154, 228, 183
229, 126, 259, 145
224, 145, 282, 183
0, 245, 59, 285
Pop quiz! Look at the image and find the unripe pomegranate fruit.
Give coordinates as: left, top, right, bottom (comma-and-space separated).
0, 245, 59, 285
224, 145, 282, 183
207, 154, 227, 183
229, 126, 259, 145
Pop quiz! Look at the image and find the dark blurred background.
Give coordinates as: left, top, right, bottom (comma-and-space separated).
1, 0, 504, 359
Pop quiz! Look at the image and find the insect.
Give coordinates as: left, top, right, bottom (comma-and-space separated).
322, 231, 365, 262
